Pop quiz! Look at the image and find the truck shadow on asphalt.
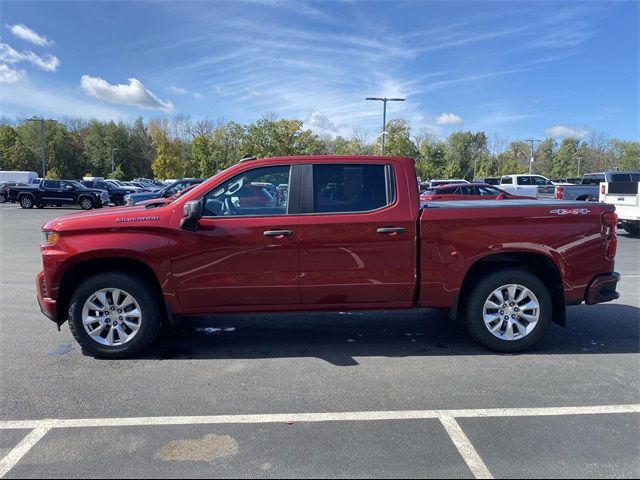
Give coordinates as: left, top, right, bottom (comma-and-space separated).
139, 303, 640, 365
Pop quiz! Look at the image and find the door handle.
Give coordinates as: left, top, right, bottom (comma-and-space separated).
263, 229, 293, 238
377, 227, 406, 235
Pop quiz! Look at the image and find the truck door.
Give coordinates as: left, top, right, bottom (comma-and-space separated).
298, 162, 416, 307
170, 164, 301, 311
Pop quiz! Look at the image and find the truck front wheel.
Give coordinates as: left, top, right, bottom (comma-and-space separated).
68, 272, 163, 358
464, 269, 552, 352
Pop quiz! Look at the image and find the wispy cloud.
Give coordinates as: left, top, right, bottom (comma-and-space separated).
0, 81, 128, 120
81, 76, 174, 112
0, 43, 60, 72
6, 23, 52, 47
0, 63, 25, 83
169, 85, 202, 99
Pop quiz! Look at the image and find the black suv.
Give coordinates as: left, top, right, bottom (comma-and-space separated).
9, 179, 110, 210
81, 180, 138, 206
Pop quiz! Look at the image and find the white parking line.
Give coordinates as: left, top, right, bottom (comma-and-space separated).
0, 404, 638, 479
439, 414, 493, 479
0, 427, 50, 479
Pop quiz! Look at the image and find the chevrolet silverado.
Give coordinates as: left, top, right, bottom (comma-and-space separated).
37, 156, 620, 358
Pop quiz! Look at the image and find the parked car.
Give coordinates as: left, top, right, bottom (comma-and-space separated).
0, 181, 29, 203
428, 178, 470, 188
105, 180, 145, 193
473, 177, 500, 186
600, 174, 640, 236
420, 183, 531, 202
125, 178, 204, 205
81, 180, 139, 206
134, 183, 200, 207
9, 179, 109, 210
37, 155, 619, 358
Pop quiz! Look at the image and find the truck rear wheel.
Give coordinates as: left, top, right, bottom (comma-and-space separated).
79, 196, 94, 210
19, 195, 34, 209
68, 272, 163, 358
0, 193, 6, 203
113, 195, 124, 206
464, 268, 552, 352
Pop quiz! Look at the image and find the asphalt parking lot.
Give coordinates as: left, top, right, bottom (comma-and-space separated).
0, 203, 639, 479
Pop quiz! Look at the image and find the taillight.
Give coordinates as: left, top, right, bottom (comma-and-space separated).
600, 184, 606, 195
602, 212, 618, 259
556, 187, 564, 200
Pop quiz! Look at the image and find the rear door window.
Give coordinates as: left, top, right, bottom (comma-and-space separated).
518, 176, 531, 186
312, 164, 393, 213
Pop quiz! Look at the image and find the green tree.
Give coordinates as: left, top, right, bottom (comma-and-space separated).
445, 132, 489, 180
108, 164, 126, 180
550, 138, 580, 177
417, 136, 447, 180
612, 140, 640, 171
0, 125, 37, 171
374, 119, 418, 158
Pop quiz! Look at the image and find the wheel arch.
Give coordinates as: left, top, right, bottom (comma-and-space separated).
57, 257, 166, 326
456, 252, 566, 326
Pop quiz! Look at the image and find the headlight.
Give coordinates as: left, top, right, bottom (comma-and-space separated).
41, 231, 60, 247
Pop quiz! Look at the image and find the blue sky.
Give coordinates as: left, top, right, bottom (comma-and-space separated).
1, 0, 638, 141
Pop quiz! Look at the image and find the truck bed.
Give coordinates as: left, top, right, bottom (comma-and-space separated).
417, 199, 615, 309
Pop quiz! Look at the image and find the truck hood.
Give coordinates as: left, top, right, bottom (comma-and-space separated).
43, 204, 174, 231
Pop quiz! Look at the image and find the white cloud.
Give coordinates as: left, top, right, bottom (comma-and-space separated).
0, 43, 60, 72
305, 110, 338, 134
435, 112, 463, 125
193, 92, 202, 99
80, 76, 174, 112
0, 63, 25, 83
7, 23, 52, 47
545, 125, 590, 139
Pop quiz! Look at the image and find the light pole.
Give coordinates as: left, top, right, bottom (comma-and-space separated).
109, 147, 119, 174
525, 139, 542, 174
25, 118, 46, 177
577, 156, 581, 176
365, 97, 405, 156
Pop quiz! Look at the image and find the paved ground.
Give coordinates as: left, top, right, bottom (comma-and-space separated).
0, 203, 639, 478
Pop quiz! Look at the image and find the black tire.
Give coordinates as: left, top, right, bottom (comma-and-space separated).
19, 195, 34, 209
68, 272, 164, 358
113, 195, 124, 206
0, 193, 6, 203
623, 223, 640, 237
464, 268, 552, 352
79, 196, 94, 210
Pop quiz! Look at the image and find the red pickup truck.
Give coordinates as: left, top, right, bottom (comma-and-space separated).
37, 156, 620, 358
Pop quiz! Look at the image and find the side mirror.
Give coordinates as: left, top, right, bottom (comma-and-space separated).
181, 200, 202, 231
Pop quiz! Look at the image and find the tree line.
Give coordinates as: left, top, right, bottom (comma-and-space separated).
0, 115, 638, 181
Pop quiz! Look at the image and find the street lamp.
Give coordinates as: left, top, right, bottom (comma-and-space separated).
525, 139, 542, 175
109, 147, 119, 173
25, 117, 46, 177
365, 97, 405, 156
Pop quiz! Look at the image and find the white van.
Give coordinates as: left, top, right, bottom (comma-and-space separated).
0, 171, 38, 183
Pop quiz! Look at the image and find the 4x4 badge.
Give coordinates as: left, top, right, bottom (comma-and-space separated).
550, 208, 590, 215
